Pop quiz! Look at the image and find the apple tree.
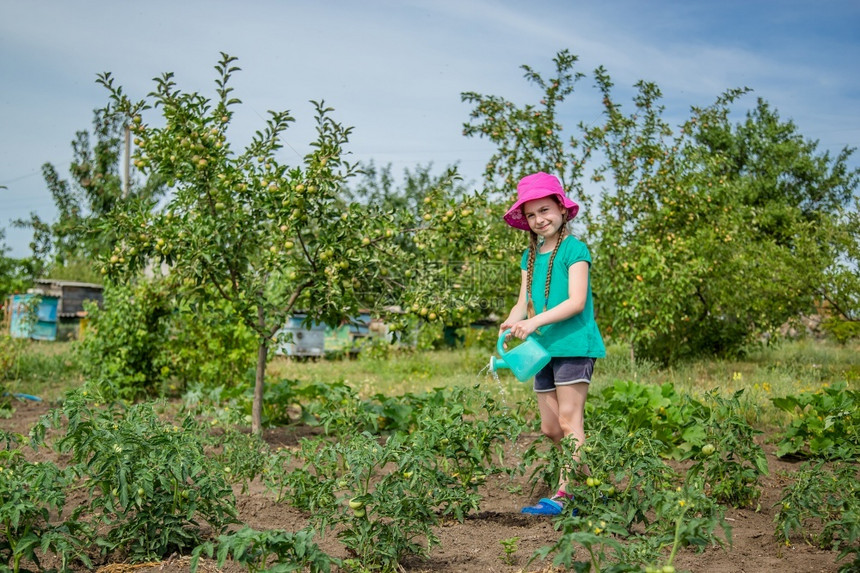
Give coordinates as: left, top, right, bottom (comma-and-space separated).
460, 49, 859, 363
95, 53, 492, 432
576, 69, 717, 362
583, 69, 859, 362
461, 49, 590, 198
816, 181, 860, 343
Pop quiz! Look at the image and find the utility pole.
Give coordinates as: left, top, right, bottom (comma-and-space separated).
123, 124, 130, 199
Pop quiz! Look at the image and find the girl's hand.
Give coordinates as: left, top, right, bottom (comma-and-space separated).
499, 322, 513, 349
509, 318, 540, 340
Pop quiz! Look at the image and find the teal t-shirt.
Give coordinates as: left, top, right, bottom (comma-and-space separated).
520, 235, 606, 358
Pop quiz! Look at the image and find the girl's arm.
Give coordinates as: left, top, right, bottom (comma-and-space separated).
500, 269, 529, 332
507, 261, 589, 339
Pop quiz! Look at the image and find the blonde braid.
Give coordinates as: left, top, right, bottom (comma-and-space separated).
543, 213, 568, 311
526, 231, 538, 319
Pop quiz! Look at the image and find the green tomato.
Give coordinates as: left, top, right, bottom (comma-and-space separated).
348, 498, 364, 510
353, 507, 366, 518
702, 443, 715, 456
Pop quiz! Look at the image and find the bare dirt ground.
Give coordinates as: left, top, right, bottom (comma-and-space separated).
2, 398, 845, 573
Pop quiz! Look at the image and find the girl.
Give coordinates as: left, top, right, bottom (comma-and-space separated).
499, 172, 605, 516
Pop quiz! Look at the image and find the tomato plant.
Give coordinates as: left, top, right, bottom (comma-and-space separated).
36, 390, 238, 562
258, 385, 524, 571
565, 422, 678, 529
771, 381, 859, 460
684, 390, 768, 509
774, 460, 859, 569
533, 459, 729, 572
594, 380, 701, 459
326, 430, 485, 572
216, 429, 272, 494
534, 484, 728, 572
522, 390, 731, 572
531, 520, 624, 572
191, 526, 338, 573
265, 431, 453, 571
0, 449, 89, 573
264, 437, 339, 512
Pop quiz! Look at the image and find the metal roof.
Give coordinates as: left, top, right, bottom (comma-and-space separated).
34, 279, 104, 289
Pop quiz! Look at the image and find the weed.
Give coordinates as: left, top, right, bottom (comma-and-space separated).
499, 536, 519, 565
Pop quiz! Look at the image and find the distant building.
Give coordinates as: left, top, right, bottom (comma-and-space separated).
6, 279, 103, 341
272, 308, 401, 358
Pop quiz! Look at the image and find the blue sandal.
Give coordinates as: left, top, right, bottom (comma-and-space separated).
521, 498, 563, 515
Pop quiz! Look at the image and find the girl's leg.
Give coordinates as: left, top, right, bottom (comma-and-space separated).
536, 390, 564, 444
554, 383, 590, 492
522, 386, 588, 514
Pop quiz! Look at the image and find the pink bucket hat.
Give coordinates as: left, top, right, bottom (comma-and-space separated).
503, 172, 579, 230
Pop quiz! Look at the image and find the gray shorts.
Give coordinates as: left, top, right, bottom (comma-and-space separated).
534, 357, 596, 393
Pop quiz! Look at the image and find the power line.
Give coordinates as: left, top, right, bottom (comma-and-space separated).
0, 169, 44, 187
0, 160, 74, 188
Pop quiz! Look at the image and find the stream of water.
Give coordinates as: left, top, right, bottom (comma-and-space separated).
477, 359, 508, 406
477, 359, 524, 461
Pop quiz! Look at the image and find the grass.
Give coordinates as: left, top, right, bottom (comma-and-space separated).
1, 339, 82, 402
267, 344, 535, 405
268, 338, 860, 429
3, 336, 858, 428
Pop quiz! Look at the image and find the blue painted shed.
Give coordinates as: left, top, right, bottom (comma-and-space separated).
5, 280, 103, 341
9, 294, 60, 340
273, 314, 327, 357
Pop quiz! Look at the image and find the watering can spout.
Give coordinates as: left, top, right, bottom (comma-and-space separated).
490, 355, 510, 372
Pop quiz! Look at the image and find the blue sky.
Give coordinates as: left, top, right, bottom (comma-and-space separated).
2, 0, 858, 258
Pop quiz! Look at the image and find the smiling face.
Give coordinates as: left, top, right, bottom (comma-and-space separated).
522, 196, 565, 240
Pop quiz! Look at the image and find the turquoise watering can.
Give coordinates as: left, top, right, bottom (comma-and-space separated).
491, 329, 552, 382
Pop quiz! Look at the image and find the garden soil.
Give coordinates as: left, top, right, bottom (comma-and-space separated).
2, 399, 845, 573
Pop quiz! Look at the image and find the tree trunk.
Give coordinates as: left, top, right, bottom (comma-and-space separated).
252, 301, 268, 436
252, 338, 267, 435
